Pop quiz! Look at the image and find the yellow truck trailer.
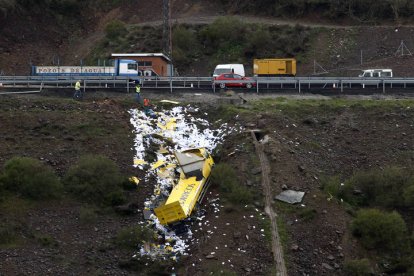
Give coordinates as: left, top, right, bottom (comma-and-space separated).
253, 58, 297, 76
154, 148, 214, 225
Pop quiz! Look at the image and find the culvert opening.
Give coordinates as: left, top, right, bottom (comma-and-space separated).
252, 130, 264, 141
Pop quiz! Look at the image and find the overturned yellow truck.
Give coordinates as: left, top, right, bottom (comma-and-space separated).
154, 148, 214, 225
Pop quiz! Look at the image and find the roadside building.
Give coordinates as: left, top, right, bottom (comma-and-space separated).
111, 53, 173, 77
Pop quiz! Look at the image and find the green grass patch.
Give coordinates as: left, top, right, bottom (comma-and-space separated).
274, 200, 298, 214
249, 98, 414, 119
259, 217, 272, 244
344, 258, 373, 276
75, 123, 106, 137
211, 163, 253, 205
276, 216, 289, 247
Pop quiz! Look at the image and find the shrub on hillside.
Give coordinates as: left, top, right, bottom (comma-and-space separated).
0, 157, 62, 200
211, 163, 252, 205
115, 226, 153, 249
63, 155, 126, 206
200, 17, 246, 52
344, 258, 373, 276
351, 209, 409, 253
403, 184, 414, 207
105, 19, 127, 40
332, 167, 414, 208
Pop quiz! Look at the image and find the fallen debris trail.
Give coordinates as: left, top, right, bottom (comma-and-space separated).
251, 131, 287, 276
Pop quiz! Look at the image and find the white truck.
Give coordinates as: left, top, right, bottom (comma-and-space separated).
359, 69, 393, 78
213, 64, 245, 78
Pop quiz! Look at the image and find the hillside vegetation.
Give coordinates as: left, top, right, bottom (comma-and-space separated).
0, 0, 122, 17
89, 16, 315, 75
216, 0, 414, 23
1, 0, 414, 75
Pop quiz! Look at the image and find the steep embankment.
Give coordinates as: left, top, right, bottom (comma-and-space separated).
2, 0, 414, 77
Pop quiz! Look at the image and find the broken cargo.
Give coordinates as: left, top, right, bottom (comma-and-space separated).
154, 148, 214, 225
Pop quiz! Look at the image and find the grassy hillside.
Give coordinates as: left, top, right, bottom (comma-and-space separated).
215, 0, 414, 23
1, 0, 414, 75
88, 17, 316, 76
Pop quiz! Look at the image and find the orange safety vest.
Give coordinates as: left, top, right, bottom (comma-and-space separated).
143, 98, 150, 107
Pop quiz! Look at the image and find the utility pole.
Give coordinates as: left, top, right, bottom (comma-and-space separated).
162, 0, 172, 58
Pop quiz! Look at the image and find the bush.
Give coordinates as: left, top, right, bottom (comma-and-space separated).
403, 184, 414, 207
200, 17, 246, 50
105, 19, 127, 40
351, 209, 409, 253
344, 258, 373, 276
172, 26, 198, 66
334, 167, 414, 208
321, 175, 342, 198
0, 157, 62, 200
63, 155, 126, 206
211, 163, 252, 205
115, 226, 153, 249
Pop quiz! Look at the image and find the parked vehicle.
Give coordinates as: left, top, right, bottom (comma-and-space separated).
31, 59, 140, 78
253, 58, 296, 76
213, 64, 245, 77
359, 69, 393, 78
213, 73, 256, 89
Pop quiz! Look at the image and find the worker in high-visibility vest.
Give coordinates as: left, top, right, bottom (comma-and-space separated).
73, 80, 82, 100
135, 82, 142, 104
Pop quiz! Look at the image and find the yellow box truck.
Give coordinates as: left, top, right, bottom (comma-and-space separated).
253, 58, 297, 77
154, 148, 214, 225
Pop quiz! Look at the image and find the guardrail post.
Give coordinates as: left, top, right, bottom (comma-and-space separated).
170, 77, 172, 93
256, 80, 259, 94
341, 81, 343, 93
127, 79, 129, 93
383, 80, 385, 93
298, 80, 301, 93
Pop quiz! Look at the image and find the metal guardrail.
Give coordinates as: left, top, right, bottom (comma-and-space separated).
1, 76, 414, 94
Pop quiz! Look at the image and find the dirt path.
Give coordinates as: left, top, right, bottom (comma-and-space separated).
251, 131, 287, 276
132, 15, 352, 29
